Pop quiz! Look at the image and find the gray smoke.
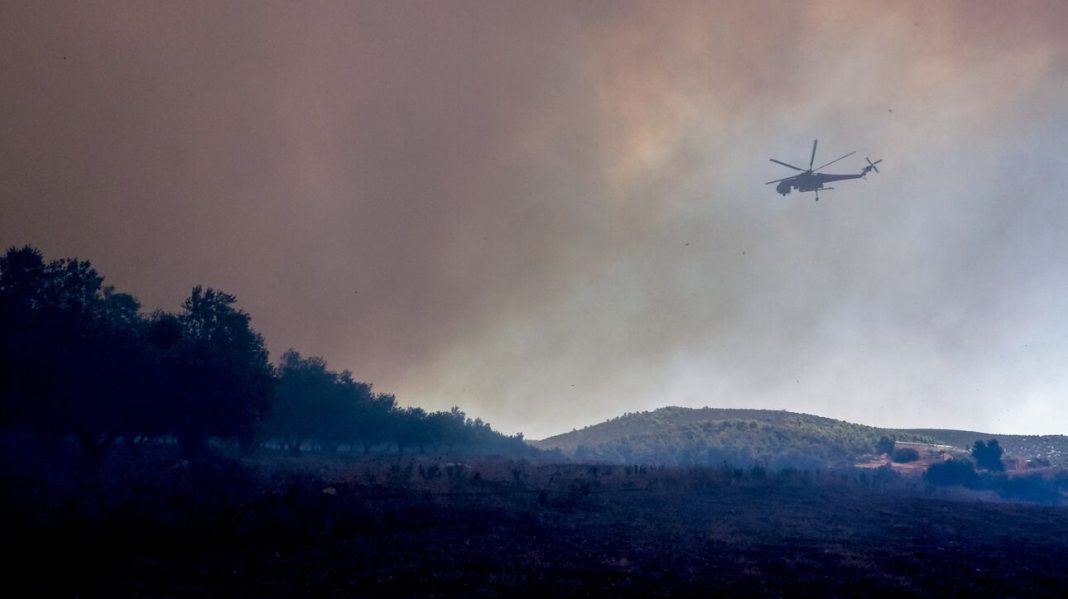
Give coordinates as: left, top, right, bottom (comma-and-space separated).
3, 1, 1068, 438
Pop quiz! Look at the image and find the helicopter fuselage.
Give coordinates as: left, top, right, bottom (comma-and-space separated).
776, 171, 866, 195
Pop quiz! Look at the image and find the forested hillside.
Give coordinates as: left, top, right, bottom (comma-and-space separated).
533, 407, 936, 469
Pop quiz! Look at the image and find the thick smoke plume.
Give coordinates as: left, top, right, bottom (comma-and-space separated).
3, 1, 1068, 437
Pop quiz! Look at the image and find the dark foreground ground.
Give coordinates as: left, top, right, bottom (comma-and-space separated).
4, 448, 1068, 597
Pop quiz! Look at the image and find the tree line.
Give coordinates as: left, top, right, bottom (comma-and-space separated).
0, 245, 530, 460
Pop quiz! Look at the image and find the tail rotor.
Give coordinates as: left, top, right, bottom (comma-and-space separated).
864, 157, 882, 175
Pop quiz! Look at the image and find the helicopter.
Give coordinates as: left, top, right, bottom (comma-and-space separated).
765, 139, 881, 201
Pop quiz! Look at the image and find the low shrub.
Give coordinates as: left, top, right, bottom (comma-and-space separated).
924, 458, 978, 488
892, 447, 919, 463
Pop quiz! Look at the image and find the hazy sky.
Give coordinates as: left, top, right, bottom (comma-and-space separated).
4, 1, 1068, 438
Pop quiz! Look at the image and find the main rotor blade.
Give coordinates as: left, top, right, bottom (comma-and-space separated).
809, 139, 818, 169
814, 150, 856, 172
765, 176, 795, 185
769, 158, 804, 171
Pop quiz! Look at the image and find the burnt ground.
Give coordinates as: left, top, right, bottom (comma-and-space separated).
4, 450, 1068, 597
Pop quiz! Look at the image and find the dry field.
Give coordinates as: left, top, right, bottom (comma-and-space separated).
4, 449, 1068, 596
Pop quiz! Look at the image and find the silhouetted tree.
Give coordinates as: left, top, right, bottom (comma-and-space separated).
396, 407, 431, 454
265, 351, 377, 453
0, 246, 162, 460
269, 351, 331, 454
169, 287, 272, 453
3, 246, 528, 461
67, 284, 151, 461
350, 392, 396, 453
432, 407, 468, 451
329, 369, 374, 451
971, 439, 1005, 472
0, 246, 50, 432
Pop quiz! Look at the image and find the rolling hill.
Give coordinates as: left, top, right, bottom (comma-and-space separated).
533, 407, 1068, 468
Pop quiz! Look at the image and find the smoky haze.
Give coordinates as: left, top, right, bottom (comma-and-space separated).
3, 1, 1068, 439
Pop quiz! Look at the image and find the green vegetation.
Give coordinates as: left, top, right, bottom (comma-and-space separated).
539, 409, 1068, 471
4, 243, 1065, 478
906, 428, 1068, 464
892, 447, 920, 463
924, 458, 979, 488
922, 456, 1065, 503
972, 439, 1005, 472
534, 407, 937, 469
876, 435, 896, 456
